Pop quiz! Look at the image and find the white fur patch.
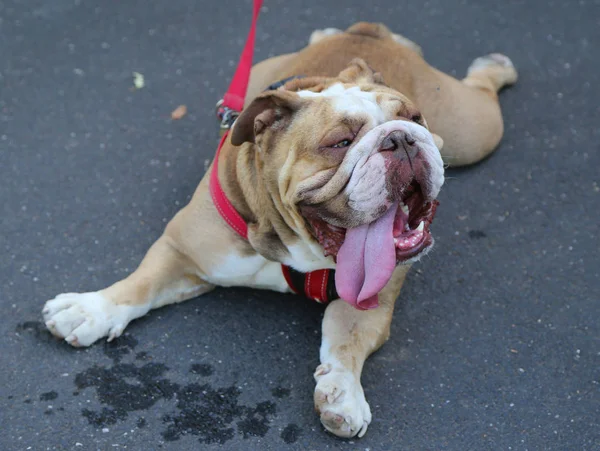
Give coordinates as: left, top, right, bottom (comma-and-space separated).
298, 83, 386, 124
204, 242, 334, 289
345, 152, 389, 213
282, 242, 335, 273
203, 252, 289, 292
314, 337, 372, 438
344, 120, 445, 200
43, 292, 147, 347
319, 337, 341, 366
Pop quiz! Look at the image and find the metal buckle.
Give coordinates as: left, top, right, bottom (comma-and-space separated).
215, 99, 240, 136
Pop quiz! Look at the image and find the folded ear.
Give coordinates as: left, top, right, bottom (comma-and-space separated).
337, 58, 386, 85
432, 133, 444, 150
230, 90, 303, 146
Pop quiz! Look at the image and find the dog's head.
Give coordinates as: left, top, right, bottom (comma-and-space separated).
231, 59, 445, 309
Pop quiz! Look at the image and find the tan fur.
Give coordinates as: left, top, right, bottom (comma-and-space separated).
44, 22, 517, 438
246, 23, 516, 166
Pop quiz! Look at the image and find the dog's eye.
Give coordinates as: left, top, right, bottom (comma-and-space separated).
331, 139, 353, 148
411, 114, 422, 124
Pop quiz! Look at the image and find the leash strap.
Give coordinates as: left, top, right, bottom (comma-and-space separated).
222, 0, 263, 112
210, 0, 263, 239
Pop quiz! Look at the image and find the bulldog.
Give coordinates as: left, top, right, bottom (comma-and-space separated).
42, 23, 517, 438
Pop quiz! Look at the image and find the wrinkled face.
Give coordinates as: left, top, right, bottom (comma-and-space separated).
231, 60, 444, 309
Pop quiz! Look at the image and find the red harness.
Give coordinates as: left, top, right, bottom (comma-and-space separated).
209, 0, 335, 304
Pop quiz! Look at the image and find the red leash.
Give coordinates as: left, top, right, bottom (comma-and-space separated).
222, 0, 263, 113
209, 0, 263, 239
209, 0, 334, 304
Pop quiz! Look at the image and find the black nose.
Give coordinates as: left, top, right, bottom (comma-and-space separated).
380, 130, 418, 160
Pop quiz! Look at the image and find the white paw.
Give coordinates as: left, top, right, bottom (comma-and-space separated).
468, 53, 518, 84
42, 292, 140, 347
313, 363, 372, 438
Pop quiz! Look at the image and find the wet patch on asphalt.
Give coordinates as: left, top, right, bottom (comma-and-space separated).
17, 322, 302, 445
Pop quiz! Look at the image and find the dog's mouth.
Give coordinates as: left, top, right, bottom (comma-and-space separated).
309, 181, 438, 261
306, 181, 438, 309
391, 181, 439, 260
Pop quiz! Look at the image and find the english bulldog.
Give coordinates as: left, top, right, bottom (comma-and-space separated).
42, 22, 517, 438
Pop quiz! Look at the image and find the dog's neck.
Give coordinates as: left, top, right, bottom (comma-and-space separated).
219, 140, 297, 262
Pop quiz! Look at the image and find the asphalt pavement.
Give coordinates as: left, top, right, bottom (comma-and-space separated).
1, 0, 599, 449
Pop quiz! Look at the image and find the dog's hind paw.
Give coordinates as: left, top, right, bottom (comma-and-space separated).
468, 53, 518, 87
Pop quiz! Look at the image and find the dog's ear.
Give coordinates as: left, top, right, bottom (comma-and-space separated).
338, 58, 386, 85
231, 90, 303, 146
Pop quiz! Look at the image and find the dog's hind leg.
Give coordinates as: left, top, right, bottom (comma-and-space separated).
413, 53, 518, 167
463, 53, 518, 96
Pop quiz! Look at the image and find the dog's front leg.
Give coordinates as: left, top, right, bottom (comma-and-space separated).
314, 265, 409, 438
43, 232, 214, 347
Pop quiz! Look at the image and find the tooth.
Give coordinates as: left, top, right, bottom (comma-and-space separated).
394, 238, 399, 245
416, 221, 424, 232
400, 203, 409, 215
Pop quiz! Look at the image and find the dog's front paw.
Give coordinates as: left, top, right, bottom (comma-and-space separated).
313, 363, 372, 438
42, 292, 136, 347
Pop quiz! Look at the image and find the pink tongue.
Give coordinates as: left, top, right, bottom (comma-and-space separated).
335, 203, 398, 310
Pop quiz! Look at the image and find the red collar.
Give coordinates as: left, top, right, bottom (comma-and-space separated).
209, 132, 249, 239
208, 0, 336, 304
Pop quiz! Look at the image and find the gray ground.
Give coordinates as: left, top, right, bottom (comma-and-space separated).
1, 0, 599, 449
